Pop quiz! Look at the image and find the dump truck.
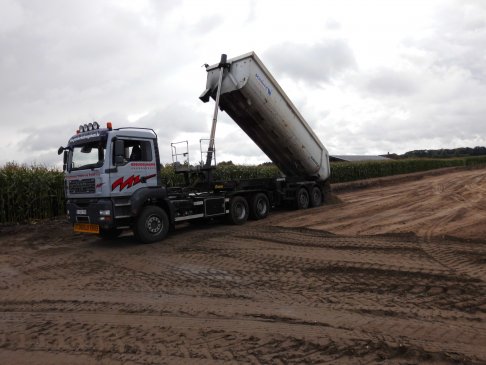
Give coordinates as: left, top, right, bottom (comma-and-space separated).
59, 52, 331, 243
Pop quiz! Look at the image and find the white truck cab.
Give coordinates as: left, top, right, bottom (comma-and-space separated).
62, 123, 166, 240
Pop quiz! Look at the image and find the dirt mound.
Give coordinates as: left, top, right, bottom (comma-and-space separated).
278, 167, 486, 241
331, 166, 463, 193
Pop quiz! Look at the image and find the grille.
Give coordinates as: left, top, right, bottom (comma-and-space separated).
69, 178, 95, 194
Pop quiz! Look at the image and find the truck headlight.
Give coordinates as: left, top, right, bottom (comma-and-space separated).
99, 210, 111, 216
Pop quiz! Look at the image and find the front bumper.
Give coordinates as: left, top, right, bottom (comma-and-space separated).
66, 199, 115, 230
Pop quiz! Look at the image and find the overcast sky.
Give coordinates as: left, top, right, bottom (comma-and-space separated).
1, 0, 485, 168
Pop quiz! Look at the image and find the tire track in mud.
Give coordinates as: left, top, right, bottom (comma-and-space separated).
8, 225, 483, 317
174, 230, 486, 321
184, 229, 484, 309
39, 226, 484, 317
2, 172, 486, 365
1, 311, 484, 364
422, 238, 486, 283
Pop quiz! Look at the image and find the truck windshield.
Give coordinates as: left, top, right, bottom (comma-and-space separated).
71, 140, 106, 171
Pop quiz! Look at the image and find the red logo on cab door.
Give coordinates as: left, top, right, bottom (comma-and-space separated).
111, 174, 156, 191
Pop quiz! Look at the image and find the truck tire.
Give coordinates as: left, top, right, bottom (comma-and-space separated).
134, 206, 169, 243
250, 193, 270, 220
228, 196, 249, 225
296, 187, 310, 209
99, 228, 122, 240
310, 186, 322, 207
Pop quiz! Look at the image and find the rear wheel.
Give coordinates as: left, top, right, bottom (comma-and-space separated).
310, 186, 322, 207
296, 187, 310, 209
134, 206, 169, 243
250, 193, 270, 220
227, 196, 249, 225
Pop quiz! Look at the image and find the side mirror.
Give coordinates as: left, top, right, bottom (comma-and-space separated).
62, 151, 68, 171
58, 146, 64, 155
114, 139, 125, 165
115, 155, 124, 165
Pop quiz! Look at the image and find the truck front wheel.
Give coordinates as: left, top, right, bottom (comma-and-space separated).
296, 187, 310, 209
134, 206, 169, 243
250, 193, 269, 220
228, 196, 249, 225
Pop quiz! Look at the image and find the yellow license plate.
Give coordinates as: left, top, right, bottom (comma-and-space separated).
74, 223, 100, 234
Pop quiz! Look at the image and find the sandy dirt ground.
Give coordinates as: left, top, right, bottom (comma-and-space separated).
1, 167, 486, 364
277, 167, 486, 241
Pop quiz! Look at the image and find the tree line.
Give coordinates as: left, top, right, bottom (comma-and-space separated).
385, 146, 486, 159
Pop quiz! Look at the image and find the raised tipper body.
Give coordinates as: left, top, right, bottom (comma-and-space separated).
201, 52, 330, 181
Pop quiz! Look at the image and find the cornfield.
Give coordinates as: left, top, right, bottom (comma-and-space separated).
0, 163, 64, 224
160, 164, 281, 186
464, 155, 486, 167
329, 158, 466, 183
1, 156, 485, 224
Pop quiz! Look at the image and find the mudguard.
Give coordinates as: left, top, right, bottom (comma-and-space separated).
129, 187, 174, 221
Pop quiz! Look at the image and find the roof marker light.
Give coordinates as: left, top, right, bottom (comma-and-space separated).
107, 122, 113, 130
88, 122, 93, 131
93, 121, 100, 130
84, 124, 88, 131
79, 124, 85, 132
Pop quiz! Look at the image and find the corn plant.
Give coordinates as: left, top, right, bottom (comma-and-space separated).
464, 156, 486, 167
0, 163, 64, 223
1, 156, 485, 223
330, 158, 465, 183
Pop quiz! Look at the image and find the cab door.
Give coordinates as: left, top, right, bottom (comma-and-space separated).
110, 137, 158, 197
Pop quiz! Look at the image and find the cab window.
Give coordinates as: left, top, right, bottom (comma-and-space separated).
71, 141, 106, 170
113, 140, 152, 165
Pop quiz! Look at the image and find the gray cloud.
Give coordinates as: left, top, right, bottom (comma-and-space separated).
136, 103, 211, 164
364, 68, 418, 96
264, 40, 357, 84
336, 0, 486, 154
0, 0, 200, 166
138, 103, 209, 137
217, 127, 269, 160
3, 2, 146, 75
17, 124, 71, 154
14, 102, 210, 167
189, 14, 224, 34
325, 19, 341, 30
0, 0, 23, 33
0, 0, 191, 118
246, 0, 257, 23
1, 0, 486, 167
407, 1, 486, 82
